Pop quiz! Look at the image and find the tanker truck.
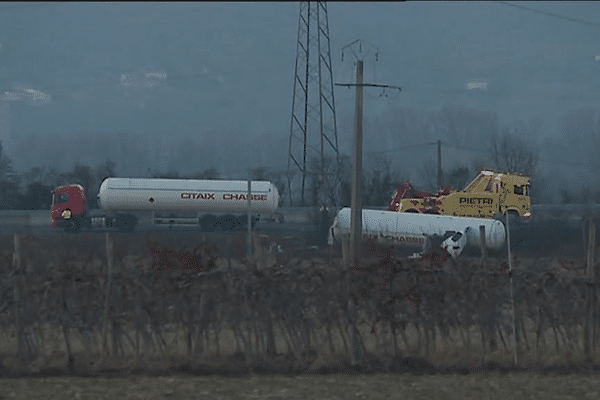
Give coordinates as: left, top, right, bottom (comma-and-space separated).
328, 207, 506, 258
51, 178, 280, 232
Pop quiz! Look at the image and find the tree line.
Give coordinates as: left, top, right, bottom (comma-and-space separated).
2, 102, 599, 210
0, 126, 546, 211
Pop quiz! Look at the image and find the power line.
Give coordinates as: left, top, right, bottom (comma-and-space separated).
496, 2, 600, 29
252, 141, 597, 175
364, 143, 430, 156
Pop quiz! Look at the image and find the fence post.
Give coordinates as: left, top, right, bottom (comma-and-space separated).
506, 213, 517, 367
247, 178, 252, 259
585, 218, 595, 363
341, 234, 349, 266
103, 232, 114, 357
479, 225, 488, 364
253, 231, 265, 270
480, 225, 487, 266
12, 232, 26, 367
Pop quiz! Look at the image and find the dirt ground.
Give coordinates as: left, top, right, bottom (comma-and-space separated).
2, 372, 600, 400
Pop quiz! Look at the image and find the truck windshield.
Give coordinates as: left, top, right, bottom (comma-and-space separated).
53, 193, 69, 204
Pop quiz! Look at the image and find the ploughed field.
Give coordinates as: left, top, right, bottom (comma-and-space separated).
0, 229, 599, 387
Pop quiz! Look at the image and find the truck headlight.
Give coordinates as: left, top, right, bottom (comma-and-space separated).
62, 209, 72, 219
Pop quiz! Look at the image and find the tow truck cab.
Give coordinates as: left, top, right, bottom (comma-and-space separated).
51, 184, 88, 228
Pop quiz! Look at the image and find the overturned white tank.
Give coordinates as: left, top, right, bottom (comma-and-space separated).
328, 208, 506, 256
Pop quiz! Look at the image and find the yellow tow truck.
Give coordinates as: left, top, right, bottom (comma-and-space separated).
388, 170, 531, 220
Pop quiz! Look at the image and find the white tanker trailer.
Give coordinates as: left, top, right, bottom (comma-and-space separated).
328, 208, 506, 258
51, 178, 280, 232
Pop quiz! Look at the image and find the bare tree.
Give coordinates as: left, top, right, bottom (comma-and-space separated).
489, 127, 540, 176
363, 154, 404, 207
417, 159, 437, 192
306, 154, 352, 208
471, 156, 490, 175
248, 167, 267, 181
245, 166, 291, 208
193, 167, 220, 180
559, 108, 598, 150
444, 165, 471, 190
434, 105, 499, 146
95, 157, 117, 182
152, 167, 181, 179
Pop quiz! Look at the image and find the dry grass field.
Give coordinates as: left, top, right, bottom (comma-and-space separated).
2, 373, 600, 399
1, 229, 600, 397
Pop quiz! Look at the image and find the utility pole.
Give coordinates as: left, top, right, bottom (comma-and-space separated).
350, 59, 363, 266
336, 40, 401, 266
437, 139, 443, 189
427, 140, 444, 190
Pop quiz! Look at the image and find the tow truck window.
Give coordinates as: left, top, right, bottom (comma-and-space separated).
525, 185, 529, 196
485, 180, 492, 192
514, 185, 524, 195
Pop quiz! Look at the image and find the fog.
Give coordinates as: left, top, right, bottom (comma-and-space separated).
1, 2, 600, 204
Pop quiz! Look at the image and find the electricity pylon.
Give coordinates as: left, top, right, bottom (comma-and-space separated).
287, 1, 339, 206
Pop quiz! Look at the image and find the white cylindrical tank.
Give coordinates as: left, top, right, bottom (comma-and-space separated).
329, 208, 505, 251
98, 178, 279, 214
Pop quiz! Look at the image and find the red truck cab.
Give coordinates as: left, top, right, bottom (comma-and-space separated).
51, 184, 88, 229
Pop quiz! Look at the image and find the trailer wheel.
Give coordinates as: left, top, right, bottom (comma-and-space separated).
199, 215, 217, 232
221, 215, 236, 231
115, 214, 137, 232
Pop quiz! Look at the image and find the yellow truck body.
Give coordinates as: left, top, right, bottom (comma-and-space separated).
388, 170, 531, 219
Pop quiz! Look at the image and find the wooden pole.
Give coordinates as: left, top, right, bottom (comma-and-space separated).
437, 140, 443, 190
103, 232, 114, 356
480, 225, 487, 266
12, 232, 25, 366
350, 60, 364, 267
247, 178, 252, 259
341, 233, 349, 266
506, 214, 517, 366
585, 218, 595, 363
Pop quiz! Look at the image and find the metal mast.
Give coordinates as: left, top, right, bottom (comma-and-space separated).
287, 1, 339, 206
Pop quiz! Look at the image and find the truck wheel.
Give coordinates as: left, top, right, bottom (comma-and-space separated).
506, 210, 520, 225
199, 215, 217, 232
496, 211, 520, 226
66, 218, 81, 233
425, 209, 439, 215
405, 209, 419, 213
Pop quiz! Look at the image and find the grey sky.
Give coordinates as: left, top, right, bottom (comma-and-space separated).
1, 2, 599, 179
